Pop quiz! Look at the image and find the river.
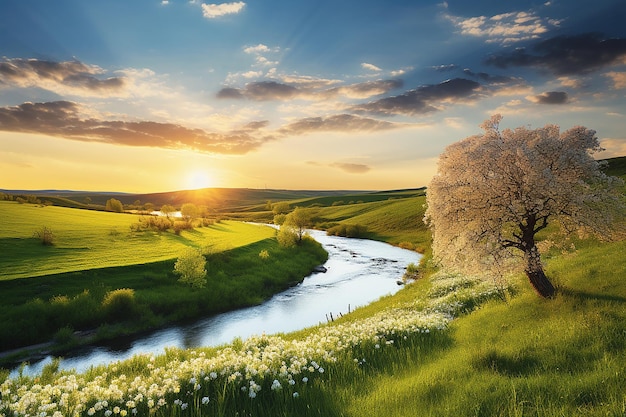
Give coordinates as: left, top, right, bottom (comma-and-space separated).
13, 229, 421, 376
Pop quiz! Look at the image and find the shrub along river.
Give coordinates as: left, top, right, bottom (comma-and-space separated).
14, 229, 421, 376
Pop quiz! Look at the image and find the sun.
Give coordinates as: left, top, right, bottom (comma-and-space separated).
185, 170, 214, 190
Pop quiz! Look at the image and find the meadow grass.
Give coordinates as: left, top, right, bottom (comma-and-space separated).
0, 202, 327, 352
0, 201, 280, 279
1, 236, 625, 416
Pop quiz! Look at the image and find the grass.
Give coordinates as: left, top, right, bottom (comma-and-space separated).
0, 202, 279, 279
0, 202, 327, 354
4, 236, 624, 416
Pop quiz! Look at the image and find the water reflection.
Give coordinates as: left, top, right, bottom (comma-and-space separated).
14, 229, 420, 375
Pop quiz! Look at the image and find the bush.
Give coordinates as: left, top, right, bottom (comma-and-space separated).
174, 248, 207, 288
105, 198, 124, 213
277, 226, 297, 248
102, 288, 137, 321
33, 226, 56, 245
326, 223, 368, 238
173, 220, 193, 235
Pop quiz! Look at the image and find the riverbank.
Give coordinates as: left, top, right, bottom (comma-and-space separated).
0, 235, 327, 368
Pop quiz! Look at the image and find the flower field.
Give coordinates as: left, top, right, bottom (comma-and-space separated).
0, 271, 505, 417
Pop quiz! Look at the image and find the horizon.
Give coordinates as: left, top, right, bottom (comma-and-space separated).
1, 0, 626, 193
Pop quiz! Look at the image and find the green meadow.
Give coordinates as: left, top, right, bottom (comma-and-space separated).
0, 202, 276, 279
0, 201, 327, 353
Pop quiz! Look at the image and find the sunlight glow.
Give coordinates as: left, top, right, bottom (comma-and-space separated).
185, 170, 214, 190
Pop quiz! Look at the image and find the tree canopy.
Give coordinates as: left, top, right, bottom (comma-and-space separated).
424, 115, 625, 298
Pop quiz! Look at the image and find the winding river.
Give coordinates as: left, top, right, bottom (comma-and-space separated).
13, 229, 421, 376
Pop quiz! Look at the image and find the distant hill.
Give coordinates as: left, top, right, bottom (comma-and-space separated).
2, 155, 623, 211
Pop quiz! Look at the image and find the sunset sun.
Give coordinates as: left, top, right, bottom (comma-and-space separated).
185, 170, 214, 190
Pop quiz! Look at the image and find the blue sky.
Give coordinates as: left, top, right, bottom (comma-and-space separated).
1, 0, 625, 192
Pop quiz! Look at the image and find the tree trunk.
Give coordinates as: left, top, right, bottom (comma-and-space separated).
524, 245, 556, 298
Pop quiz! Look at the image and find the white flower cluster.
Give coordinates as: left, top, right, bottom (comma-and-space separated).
1, 271, 503, 417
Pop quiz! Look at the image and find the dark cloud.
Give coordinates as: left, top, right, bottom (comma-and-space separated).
216, 87, 244, 99
217, 81, 298, 101
0, 58, 125, 93
330, 162, 370, 174
279, 114, 401, 135
529, 91, 569, 104
485, 33, 626, 75
217, 79, 403, 101
0, 101, 273, 154
462, 69, 518, 85
350, 78, 481, 116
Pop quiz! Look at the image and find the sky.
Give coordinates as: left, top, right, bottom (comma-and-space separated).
1, 0, 626, 193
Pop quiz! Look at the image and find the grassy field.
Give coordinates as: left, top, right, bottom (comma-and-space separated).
0, 202, 277, 279
2, 236, 624, 416
0, 202, 327, 353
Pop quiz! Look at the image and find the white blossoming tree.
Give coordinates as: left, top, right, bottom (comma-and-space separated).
424, 115, 625, 298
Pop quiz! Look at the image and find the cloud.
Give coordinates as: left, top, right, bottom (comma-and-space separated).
201, 1, 245, 18
527, 91, 569, 104
485, 33, 626, 75
0, 58, 125, 96
350, 78, 481, 116
361, 63, 382, 72
279, 114, 402, 135
605, 71, 626, 89
217, 79, 403, 101
327, 80, 403, 99
445, 9, 560, 44
0, 101, 273, 154
330, 162, 371, 174
431, 64, 458, 72
462, 68, 520, 85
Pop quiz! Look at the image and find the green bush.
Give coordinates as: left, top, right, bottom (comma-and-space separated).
174, 248, 207, 288
326, 223, 368, 238
102, 288, 137, 321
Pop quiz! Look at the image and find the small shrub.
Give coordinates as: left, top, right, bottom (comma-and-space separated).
33, 226, 56, 245
53, 326, 77, 347
399, 241, 415, 250
173, 220, 193, 235
174, 248, 207, 288
277, 226, 297, 248
259, 249, 270, 260
102, 288, 137, 321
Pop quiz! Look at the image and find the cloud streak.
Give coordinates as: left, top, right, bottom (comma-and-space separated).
527, 91, 568, 104
485, 33, 626, 75
445, 9, 560, 44
0, 58, 125, 96
0, 101, 272, 154
201, 1, 245, 19
217, 79, 403, 101
350, 78, 481, 116
279, 114, 402, 136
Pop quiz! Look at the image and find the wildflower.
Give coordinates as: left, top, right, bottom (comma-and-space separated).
293, 392, 299, 398
88, 408, 96, 416
302, 377, 308, 383
271, 380, 282, 391
201, 396, 210, 405
104, 411, 113, 417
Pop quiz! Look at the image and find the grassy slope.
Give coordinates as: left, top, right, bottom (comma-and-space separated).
330, 238, 626, 417
0, 202, 275, 279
